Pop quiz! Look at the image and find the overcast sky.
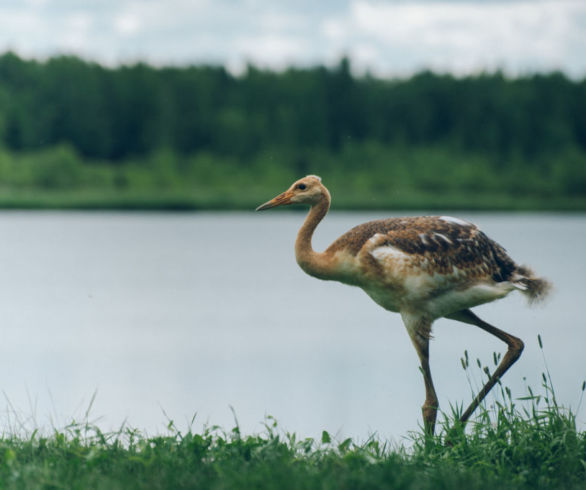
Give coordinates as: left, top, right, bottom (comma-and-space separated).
1, 0, 585, 77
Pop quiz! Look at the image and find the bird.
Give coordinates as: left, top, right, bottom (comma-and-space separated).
256, 175, 551, 434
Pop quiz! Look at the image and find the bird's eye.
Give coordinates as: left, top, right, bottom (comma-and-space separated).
297, 183, 306, 190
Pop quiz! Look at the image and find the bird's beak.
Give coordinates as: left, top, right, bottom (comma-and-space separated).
255, 190, 294, 211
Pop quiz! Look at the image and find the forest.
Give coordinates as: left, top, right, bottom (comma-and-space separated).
0, 52, 585, 209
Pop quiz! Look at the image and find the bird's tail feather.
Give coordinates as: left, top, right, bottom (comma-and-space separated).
513, 265, 552, 304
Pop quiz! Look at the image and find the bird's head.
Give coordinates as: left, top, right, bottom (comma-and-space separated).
256, 175, 329, 211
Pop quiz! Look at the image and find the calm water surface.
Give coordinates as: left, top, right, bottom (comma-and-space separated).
0, 211, 584, 440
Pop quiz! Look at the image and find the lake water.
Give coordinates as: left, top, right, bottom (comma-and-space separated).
0, 211, 583, 442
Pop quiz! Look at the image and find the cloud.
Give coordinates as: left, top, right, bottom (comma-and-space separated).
321, 0, 586, 76
0, 0, 584, 77
113, 12, 141, 36
231, 33, 312, 72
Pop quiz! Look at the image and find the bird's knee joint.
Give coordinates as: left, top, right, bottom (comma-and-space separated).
508, 337, 524, 359
511, 337, 524, 353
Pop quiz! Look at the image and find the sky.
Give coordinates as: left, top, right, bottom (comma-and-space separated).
0, 0, 585, 77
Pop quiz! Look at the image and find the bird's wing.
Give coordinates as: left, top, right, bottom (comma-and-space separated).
358, 216, 517, 282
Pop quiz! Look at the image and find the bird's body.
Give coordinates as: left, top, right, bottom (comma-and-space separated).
257, 175, 550, 433
312, 216, 521, 315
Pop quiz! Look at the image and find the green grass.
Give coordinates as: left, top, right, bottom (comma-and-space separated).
1, 144, 586, 211
0, 344, 584, 489
1, 189, 585, 212
0, 397, 582, 489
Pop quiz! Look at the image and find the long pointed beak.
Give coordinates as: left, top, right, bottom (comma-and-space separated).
255, 190, 294, 211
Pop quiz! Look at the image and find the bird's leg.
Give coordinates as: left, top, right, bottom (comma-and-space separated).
416, 336, 439, 435
447, 309, 524, 425
403, 316, 438, 435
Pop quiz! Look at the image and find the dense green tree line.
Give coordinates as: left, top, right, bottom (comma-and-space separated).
1, 52, 585, 162
0, 52, 584, 209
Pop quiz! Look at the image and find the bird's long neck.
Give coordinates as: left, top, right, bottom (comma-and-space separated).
295, 194, 333, 280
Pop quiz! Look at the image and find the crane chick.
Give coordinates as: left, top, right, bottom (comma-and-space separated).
257, 175, 551, 434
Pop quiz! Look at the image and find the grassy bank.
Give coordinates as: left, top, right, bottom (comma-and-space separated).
0, 405, 582, 489
1, 144, 585, 211
1, 189, 585, 212
0, 375, 584, 489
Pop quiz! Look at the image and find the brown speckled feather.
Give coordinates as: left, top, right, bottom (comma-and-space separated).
326, 216, 517, 283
